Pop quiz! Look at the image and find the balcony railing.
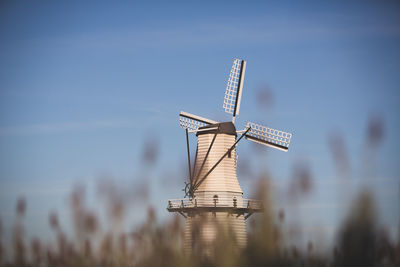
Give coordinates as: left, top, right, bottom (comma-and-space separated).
167, 197, 263, 210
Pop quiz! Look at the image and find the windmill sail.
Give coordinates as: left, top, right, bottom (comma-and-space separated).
245, 122, 292, 151
179, 111, 218, 132
223, 59, 246, 119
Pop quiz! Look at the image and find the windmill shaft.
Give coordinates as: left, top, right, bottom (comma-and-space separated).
191, 143, 198, 185
185, 129, 193, 186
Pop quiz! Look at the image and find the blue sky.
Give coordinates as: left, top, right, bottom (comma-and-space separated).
0, 1, 399, 249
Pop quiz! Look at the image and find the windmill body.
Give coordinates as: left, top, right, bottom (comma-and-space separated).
167, 59, 293, 254
184, 122, 247, 252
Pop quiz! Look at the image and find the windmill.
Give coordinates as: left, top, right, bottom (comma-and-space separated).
167, 58, 293, 253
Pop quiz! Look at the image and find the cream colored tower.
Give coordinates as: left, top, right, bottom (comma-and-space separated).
185, 122, 247, 252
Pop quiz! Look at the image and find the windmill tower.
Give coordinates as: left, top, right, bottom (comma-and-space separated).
167, 59, 293, 254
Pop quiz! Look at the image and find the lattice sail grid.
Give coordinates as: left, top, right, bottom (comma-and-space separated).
179, 115, 210, 131
245, 122, 292, 149
223, 59, 243, 115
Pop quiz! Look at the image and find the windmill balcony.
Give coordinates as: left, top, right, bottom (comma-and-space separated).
167, 197, 263, 217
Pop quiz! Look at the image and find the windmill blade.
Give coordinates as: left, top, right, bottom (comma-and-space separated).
223, 58, 246, 121
244, 122, 292, 152
179, 111, 218, 132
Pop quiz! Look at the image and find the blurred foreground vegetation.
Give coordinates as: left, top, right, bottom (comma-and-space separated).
0, 116, 398, 267
0, 183, 398, 267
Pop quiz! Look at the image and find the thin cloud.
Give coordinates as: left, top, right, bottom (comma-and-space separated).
0, 119, 137, 136
17, 14, 400, 52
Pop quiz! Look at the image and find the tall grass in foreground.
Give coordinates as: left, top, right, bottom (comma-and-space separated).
0, 184, 398, 267
0, 116, 399, 267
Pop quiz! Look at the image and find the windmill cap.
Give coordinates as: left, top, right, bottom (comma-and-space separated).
197, 122, 237, 136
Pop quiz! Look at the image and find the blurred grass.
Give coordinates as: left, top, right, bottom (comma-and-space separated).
0, 116, 399, 267
0, 182, 398, 267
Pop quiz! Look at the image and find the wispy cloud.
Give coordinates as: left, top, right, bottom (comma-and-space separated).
0, 178, 71, 197
0, 119, 137, 136
19, 14, 400, 53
